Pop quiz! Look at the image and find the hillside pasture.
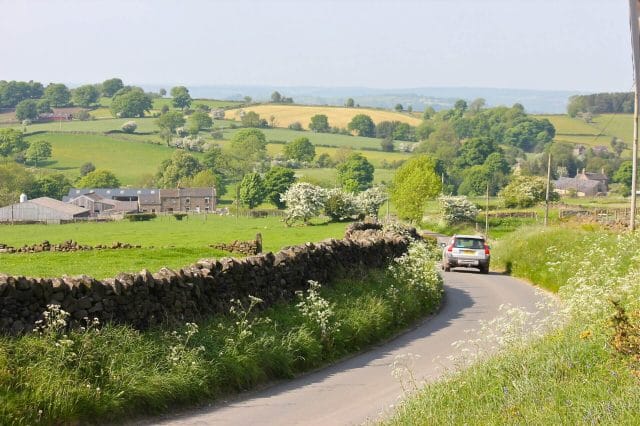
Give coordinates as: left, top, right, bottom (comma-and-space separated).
224, 127, 414, 150
152, 97, 243, 111
24, 132, 177, 185
225, 104, 422, 129
538, 114, 632, 151
22, 117, 161, 134
590, 113, 633, 143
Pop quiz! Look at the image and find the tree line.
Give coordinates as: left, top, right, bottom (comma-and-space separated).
567, 92, 634, 117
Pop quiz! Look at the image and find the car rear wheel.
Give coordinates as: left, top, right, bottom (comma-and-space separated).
480, 265, 489, 274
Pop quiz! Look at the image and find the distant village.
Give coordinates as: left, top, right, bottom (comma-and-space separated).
0, 187, 217, 224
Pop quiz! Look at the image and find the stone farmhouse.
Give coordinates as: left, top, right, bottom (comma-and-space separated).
553, 169, 609, 197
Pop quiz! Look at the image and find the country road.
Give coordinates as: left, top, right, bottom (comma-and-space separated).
139, 268, 552, 426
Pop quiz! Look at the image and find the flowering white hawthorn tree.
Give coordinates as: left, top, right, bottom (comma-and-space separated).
356, 186, 388, 219
438, 195, 479, 225
281, 182, 327, 225
324, 188, 358, 221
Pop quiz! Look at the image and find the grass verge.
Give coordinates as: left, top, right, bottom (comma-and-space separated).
0, 240, 443, 425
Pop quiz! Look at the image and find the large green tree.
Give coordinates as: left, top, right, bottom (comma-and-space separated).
347, 114, 375, 137
240, 111, 265, 128
72, 84, 100, 107
227, 128, 268, 172
239, 172, 265, 209
25, 140, 52, 167
155, 151, 202, 188
170, 86, 192, 110
0, 80, 44, 108
0, 128, 27, 157
336, 153, 374, 192
283, 137, 315, 162
156, 110, 186, 145
309, 114, 330, 133
43, 83, 71, 107
613, 161, 634, 196
263, 166, 296, 208
76, 169, 121, 188
390, 155, 442, 222
29, 173, 72, 200
0, 163, 34, 206
15, 99, 39, 121
101, 78, 124, 97
187, 111, 213, 135
110, 87, 152, 118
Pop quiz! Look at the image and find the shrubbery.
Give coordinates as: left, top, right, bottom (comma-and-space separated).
282, 184, 388, 225
126, 213, 157, 222
121, 121, 137, 133
438, 195, 478, 225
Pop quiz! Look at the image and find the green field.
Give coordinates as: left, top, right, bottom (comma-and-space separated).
152, 97, 243, 111
537, 113, 633, 153
24, 133, 177, 185
0, 216, 346, 278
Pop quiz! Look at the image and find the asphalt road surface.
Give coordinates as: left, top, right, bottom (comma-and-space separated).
141, 265, 551, 426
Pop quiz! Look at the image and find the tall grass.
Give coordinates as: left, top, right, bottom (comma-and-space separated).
388, 225, 640, 425
0, 240, 443, 425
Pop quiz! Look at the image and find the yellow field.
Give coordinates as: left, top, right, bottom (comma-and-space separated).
225, 105, 422, 129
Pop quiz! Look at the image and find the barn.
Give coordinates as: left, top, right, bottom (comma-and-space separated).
0, 196, 90, 223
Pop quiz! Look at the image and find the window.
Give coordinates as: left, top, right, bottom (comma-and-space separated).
205, 207, 210, 212
185, 198, 190, 204
185, 207, 190, 212
204, 197, 210, 204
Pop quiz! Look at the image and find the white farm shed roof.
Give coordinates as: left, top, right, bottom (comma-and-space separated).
0, 197, 90, 223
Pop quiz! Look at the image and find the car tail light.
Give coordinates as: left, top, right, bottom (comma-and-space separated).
484, 244, 490, 255
447, 245, 453, 252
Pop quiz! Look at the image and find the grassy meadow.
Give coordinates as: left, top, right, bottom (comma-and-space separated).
538, 113, 633, 155
0, 216, 347, 279
225, 104, 422, 129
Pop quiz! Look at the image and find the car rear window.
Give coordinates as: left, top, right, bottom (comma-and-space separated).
454, 238, 484, 249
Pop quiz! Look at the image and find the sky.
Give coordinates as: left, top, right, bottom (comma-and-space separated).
0, 0, 633, 92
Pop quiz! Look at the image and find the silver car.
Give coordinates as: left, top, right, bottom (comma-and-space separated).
441, 234, 490, 274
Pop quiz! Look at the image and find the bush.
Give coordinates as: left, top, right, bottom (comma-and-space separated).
324, 188, 358, 221
356, 186, 388, 219
499, 175, 557, 208
438, 195, 479, 225
126, 213, 157, 222
73, 110, 92, 121
281, 183, 327, 225
121, 121, 137, 133
173, 213, 188, 221
288, 121, 303, 131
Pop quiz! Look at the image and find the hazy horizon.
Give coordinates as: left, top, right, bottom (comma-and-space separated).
0, 0, 632, 93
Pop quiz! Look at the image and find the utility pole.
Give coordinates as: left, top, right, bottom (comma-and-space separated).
628, 0, 640, 230
545, 153, 551, 226
485, 182, 489, 237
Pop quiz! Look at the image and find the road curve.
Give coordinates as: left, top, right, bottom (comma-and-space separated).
141, 271, 550, 426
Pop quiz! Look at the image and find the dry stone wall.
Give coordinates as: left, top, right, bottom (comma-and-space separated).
0, 224, 415, 334
0, 240, 139, 254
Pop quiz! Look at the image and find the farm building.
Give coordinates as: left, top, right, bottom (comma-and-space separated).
0, 196, 89, 223
65, 187, 217, 214
553, 169, 609, 197
66, 192, 138, 217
